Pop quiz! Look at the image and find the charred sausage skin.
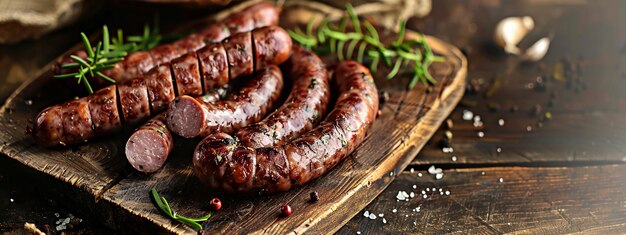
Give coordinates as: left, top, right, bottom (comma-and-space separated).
193, 61, 378, 194
34, 26, 292, 147
166, 65, 283, 138
53, 1, 280, 85
235, 45, 330, 148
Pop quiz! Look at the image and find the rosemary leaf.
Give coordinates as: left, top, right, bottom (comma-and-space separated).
347, 39, 359, 59
387, 58, 403, 79
357, 42, 367, 63
337, 40, 346, 61
345, 4, 361, 34
81, 33, 94, 58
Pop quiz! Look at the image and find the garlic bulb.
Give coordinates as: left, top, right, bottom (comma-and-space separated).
522, 37, 551, 61
493, 16, 535, 55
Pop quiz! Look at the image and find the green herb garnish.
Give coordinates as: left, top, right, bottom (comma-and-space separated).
151, 187, 211, 231
288, 3, 445, 89
54, 17, 162, 94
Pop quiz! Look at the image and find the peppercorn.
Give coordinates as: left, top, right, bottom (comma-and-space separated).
281, 204, 292, 216
210, 198, 222, 211
310, 191, 319, 202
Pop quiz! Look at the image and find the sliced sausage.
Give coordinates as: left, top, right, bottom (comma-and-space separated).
252, 26, 292, 70
62, 99, 94, 144
193, 61, 379, 194
88, 85, 122, 136
197, 44, 229, 92
144, 64, 176, 113
166, 65, 283, 138
223, 31, 253, 80
236, 45, 330, 148
125, 114, 173, 173
172, 53, 203, 97
118, 78, 151, 125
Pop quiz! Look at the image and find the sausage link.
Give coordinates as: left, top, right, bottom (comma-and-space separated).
53, 1, 280, 84
125, 114, 173, 173
166, 65, 283, 138
172, 53, 203, 96
88, 85, 122, 135
145, 64, 176, 113
236, 45, 330, 148
117, 78, 151, 125
193, 61, 378, 194
62, 98, 95, 145
33, 106, 65, 147
34, 26, 292, 147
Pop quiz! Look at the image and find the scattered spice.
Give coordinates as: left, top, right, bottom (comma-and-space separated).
310, 191, 320, 202
510, 105, 519, 113
483, 78, 501, 98
445, 119, 454, 129
210, 198, 222, 211
281, 204, 292, 217
544, 112, 552, 120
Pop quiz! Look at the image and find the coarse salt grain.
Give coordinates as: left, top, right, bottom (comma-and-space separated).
410, 168, 414, 173
462, 110, 474, 120
426, 188, 430, 191
436, 173, 444, 180
410, 192, 415, 198
418, 173, 423, 177
423, 195, 427, 199
382, 218, 387, 224
482, 171, 486, 175
364, 211, 370, 217
379, 214, 384, 217
445, 190, 450, 195
498, 119, 505, 126
432, 188, 436, 191
451, 156, 457, 161
440, 192, 444, 195
413, 185, 417, 189
10, 198, 14, 202
357, 232, 361, 234
497, 147, 502, 153
499, 178, 504, 183
421, 190, 426, 194
443, 147, 454, 153
392, 209, 397, 213
478, 131, 485, 138
369, 214, 377, 220
527, 126, 533, 131
428, 165, 442, 174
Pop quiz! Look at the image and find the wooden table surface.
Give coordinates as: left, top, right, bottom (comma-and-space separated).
1, 0, 626, 234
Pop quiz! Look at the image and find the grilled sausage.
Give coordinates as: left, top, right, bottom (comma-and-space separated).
125, 87, 225, 173
53, 1, 281, 85
193, 61, 378, 194
34, 26, 292, 147
125, 114, 173, 173
166, 65, 283, 138
236, 45, 330, 148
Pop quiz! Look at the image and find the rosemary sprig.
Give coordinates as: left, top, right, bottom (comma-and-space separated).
54, 17, 162, 94
287, 4, 445, 89
151, 188, 211, 231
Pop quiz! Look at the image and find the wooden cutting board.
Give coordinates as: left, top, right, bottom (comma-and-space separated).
0, 3, 466, 234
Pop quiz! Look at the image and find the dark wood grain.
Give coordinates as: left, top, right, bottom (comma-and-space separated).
339, 165, 626, 234
409, 0, 626, 166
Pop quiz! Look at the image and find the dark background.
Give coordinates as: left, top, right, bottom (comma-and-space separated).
2, 0, 626, 234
